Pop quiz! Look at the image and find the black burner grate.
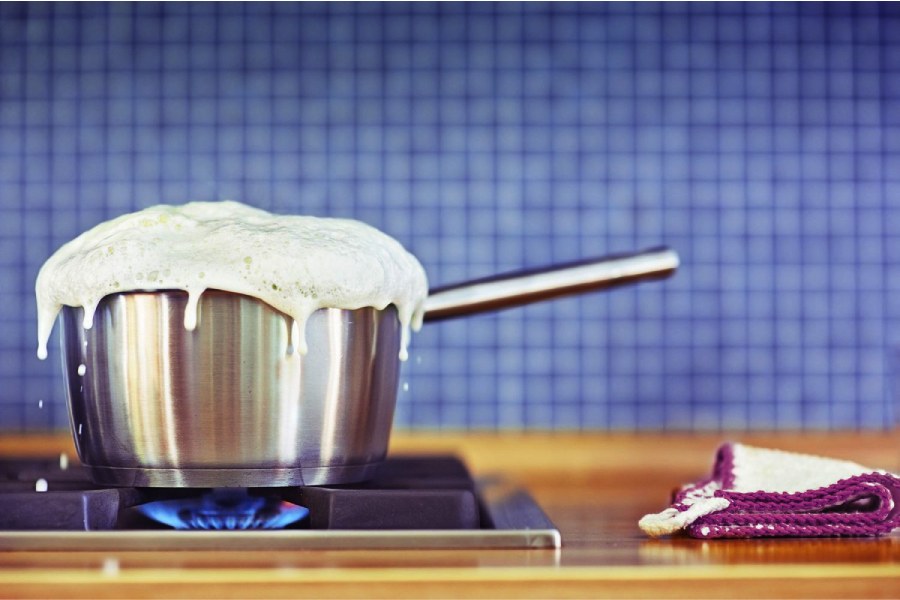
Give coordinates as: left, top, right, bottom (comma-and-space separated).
0, 456, 483, 531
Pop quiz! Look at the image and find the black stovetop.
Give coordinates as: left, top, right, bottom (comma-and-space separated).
0, 455, 514, 531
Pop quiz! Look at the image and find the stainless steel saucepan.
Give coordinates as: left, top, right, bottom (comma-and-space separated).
60, 247, 679, 487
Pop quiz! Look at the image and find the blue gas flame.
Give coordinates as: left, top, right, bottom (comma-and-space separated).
138, 489, 309, 530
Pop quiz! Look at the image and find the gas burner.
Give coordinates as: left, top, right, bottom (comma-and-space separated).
138, 489, 309, 530
0, 456, 560, 550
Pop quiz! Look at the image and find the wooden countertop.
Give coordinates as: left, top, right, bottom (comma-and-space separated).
0, 431, 897, 599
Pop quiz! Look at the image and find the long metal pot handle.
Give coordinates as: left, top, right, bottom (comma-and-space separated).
422, 246, 679, 322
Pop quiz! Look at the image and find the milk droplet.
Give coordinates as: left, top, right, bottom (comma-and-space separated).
37, 399, 43, 409
59, 453, 69, 470
35, 479, 48, 492
81, 300, 98, 329
77, 364, 86, 376
101, 557, 120, 577
183, 290, 202, 331
290, 319, 307, 355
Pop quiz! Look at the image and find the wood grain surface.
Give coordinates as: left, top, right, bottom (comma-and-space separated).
0, 431, 897, 599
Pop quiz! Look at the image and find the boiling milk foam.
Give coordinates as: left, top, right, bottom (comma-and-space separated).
36, 201, 428, 360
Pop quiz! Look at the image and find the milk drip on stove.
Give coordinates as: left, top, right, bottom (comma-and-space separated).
35, 201, 428, 360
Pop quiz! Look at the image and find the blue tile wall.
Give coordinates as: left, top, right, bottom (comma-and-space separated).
0, 2, 898, 431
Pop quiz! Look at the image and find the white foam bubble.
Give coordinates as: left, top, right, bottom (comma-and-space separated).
36, 201, 428, 361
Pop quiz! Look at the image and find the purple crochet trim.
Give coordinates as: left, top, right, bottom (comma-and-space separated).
690, 472, 900, 538
712, 443, 736, 489
678, 444, 900, 539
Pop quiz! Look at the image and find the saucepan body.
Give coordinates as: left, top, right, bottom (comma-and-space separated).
61, 290, 401, 487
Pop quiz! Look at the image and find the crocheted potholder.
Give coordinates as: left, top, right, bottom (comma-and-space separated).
639, 443, 900, 539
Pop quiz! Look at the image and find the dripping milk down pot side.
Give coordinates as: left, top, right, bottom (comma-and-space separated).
56, 247, 679, 487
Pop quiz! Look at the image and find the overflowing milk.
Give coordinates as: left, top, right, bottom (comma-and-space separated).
36, 201, 428, 360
